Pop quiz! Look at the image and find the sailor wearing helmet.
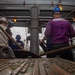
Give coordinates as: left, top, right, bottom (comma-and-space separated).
45, 7, 75, 61
0, 16, 8, 47
0, 16, 15, 58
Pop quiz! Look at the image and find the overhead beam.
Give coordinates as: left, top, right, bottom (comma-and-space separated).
0, 0, 75, 6
0, 5, 75, 11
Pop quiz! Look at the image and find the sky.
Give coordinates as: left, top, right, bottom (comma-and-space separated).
11, 27, 28, 41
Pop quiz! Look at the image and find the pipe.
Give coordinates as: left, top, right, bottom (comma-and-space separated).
30, 6, 39, 54
39, 44, 75, 56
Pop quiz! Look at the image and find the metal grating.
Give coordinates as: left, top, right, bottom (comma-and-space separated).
0, 58, 75, 75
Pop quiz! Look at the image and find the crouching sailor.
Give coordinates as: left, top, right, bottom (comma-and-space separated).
0, 16, 15, 58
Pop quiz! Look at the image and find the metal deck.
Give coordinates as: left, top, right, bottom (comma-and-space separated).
0, 58, 75, 75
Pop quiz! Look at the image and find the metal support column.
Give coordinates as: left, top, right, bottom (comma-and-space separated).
30, 6, 39, 54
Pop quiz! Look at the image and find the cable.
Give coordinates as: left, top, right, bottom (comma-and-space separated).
64, 9, 75, 18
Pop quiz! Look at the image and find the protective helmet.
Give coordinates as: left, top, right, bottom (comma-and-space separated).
0, 16, 8, 24
53, 7, 62, 14
16, 35, 21, 40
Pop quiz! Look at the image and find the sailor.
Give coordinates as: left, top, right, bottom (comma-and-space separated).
14, 34, 24, 49
45, 7, 75, 61
0, 16, 15, 58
